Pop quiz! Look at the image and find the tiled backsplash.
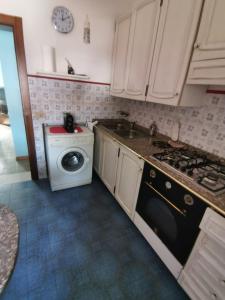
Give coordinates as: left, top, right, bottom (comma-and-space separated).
28, 76, 120, 178
118, 95, 225, 158
28, 76, 225, 178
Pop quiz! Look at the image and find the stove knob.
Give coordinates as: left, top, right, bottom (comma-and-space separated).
165, 181, 172, 190
184, 194, 194, 206
153, 227, 158, 234
187, 169, 193, 176
149, 169, 156, 178
180, 166, 186, 172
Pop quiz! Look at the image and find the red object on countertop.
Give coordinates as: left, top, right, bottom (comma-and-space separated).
50, 126, 66, 134
74, 126, 83, 133
49, 126, 83, 134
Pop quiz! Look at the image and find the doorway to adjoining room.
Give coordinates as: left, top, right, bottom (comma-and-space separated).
0, 25, 31, 185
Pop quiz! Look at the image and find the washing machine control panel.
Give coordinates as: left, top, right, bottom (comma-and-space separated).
49, 136, 93, 147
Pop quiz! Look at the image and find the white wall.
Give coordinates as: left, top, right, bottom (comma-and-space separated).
0, 0, 135, 83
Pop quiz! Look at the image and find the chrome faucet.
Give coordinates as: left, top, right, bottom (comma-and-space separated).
129, 121, 135, 130
149, 121, 157, 136
117, 110, 129, 118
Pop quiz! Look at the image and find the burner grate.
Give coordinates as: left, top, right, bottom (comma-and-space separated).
152, 148, 225, 196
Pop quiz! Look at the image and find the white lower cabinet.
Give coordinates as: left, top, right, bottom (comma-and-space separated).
178, 208, 225, 300
94, 128, 144, 219
101, 135, 120, 195
93, 128, 103, 176
115, 146, 144, 219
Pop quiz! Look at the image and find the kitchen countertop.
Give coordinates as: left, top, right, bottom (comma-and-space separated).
95, 120, 225, 217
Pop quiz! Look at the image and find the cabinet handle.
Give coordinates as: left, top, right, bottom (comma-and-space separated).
220, 279, 225, 286
144, 181, 186, 216
194, 43, 199, 49
211, 293, 217, 300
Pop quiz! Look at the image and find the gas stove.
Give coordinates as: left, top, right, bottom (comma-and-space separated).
152, 143, 225, 196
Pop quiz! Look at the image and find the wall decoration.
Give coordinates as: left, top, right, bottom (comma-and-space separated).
52, 6, 74, 34
42, 45, 56, 73
83, 15, 90, 44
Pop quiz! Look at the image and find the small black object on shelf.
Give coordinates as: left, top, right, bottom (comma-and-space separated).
64, 112, 74, 133
65, 58, 75, 75
68, 65, 75, 75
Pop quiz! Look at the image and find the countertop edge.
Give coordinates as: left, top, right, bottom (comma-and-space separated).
95, 125, 225, 218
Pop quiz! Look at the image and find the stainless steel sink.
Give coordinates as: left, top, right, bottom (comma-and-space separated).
114, 129, 148, 139
103, 123, 126, 131
103, 122, 148, 139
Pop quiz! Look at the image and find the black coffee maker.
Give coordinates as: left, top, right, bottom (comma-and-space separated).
63, 112, 74, 133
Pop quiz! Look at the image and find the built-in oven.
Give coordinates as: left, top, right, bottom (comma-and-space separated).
136, 162, 207, 265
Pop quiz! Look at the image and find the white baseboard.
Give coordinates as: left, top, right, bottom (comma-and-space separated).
0, 172, 31, 185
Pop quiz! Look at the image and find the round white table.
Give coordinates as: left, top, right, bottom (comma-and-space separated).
0, 204, 19, 294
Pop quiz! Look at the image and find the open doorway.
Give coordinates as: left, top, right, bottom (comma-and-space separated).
0, 49, 30, 184
0, 14, 38, 184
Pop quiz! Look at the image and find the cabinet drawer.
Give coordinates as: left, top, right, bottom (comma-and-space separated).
187, 59, 225, 85
189, 271, 223, 300
189, 252, 225, 299
199, 235, 225, 270
200, 208, 225, 247
179, 272, 216, 300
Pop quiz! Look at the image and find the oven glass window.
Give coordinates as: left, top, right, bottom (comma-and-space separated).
61, 151, 84, 172
136, 184, 180, 247
146, 197, 178, 243
145, 197, 178, 243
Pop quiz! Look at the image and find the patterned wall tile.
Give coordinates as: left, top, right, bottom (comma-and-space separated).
28, 76, 225, 178
117, 94, 225, 158
28, 77, 120, 178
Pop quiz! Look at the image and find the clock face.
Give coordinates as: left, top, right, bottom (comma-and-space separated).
52, 6, 74, 33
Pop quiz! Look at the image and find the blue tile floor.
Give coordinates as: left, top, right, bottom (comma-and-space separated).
0, 174, 188, 300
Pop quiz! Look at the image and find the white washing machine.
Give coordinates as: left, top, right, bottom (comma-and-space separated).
45, 125, 94, 191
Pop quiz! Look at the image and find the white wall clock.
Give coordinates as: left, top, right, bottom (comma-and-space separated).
52, 6, 74, 34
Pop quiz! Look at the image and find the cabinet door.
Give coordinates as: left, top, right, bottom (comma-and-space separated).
188, 59, 225, 85
93, 128, 103, 176
125, 0, 161, 101
147, 0, 203, 106
111, 14, 131, 97
193, 0, 225, 61
101, 136, 119, 194
115, 146, 144, 218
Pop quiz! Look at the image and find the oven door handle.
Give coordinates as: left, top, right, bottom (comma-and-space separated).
144, 181, 186, 217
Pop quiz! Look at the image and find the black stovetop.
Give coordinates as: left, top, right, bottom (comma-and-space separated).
152, 141, 225, 196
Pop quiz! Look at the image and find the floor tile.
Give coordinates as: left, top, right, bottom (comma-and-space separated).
0, 175, 188, 300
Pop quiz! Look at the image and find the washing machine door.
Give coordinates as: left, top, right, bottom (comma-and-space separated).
57, 147, 89, 175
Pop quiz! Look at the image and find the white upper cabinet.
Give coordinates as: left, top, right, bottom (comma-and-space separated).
188, 0, 225, 85
147, 0, 203, 105
111, 14, 131, 97
192, 0, 225, 62
110, 0, 206, 105
125, 0, 161, 100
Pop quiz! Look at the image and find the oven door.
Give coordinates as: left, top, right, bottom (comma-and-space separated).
136, 181, 200, 265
